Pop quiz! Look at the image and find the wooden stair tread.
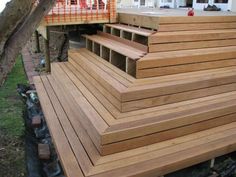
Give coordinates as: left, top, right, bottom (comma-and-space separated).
138, 46, 236, 68
33, 76, 84, 177
105, 23, 155, 36
148, 39, 236, 52
84, 34, 145, 60
50, 61, 236, 149
68, 49, 236, 103
152, 29, 236, 36
34, 74, 236, 176
66, 58, 236, 118
158, 22, 236, 32
68, 51, 236, 113
149, 29, 236, 44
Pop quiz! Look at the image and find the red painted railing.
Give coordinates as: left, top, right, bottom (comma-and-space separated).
43, 0, 116, 25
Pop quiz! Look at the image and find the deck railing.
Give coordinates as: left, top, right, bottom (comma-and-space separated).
43, 0, 116, 25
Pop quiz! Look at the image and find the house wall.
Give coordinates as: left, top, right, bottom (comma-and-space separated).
229, 0, 236, 12
193, 0, 231, 11
118, 0, 233, 11
159, 0, 175, 8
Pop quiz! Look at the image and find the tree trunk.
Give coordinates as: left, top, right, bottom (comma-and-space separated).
0, 0, 56, 85
0, 0, 33, 45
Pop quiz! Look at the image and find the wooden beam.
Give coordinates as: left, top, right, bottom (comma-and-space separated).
34, 30, 40, 53
43, 27, 50, 73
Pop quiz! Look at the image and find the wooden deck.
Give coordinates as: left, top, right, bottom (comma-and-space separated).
34, 71, 236, 177
34, 12, 236, 176
34, 48, 236, 156
39, 0, 116, 26
90, 13, 236, 78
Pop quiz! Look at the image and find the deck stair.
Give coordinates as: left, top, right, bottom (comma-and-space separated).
84, 15, 236, 78
34, 14, 236, 177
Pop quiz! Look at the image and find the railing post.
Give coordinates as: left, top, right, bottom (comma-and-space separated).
109, 0, 117, 23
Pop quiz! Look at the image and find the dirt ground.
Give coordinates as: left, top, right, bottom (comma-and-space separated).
0, 130, 25, 177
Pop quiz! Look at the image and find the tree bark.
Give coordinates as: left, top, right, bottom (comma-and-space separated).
0, 0, 33, 45
0, 0, 56, 85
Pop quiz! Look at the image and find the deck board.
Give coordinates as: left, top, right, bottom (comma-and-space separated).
34, 75, 236, 176
34, 76, 84, 177
39, 61, 236, 155
35, 10, 236, 177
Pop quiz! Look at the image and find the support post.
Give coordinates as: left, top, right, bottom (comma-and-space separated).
35, 31, 41, 53
43, 27, 51, 73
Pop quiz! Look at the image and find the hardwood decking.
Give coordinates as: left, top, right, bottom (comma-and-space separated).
35, 48, 236, 156
34, 12, 236, 177
34, 73, 236, 177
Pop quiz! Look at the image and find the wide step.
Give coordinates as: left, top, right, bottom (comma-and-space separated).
34, 13, 236, 177
47, 60, 236, 155
149, 29, 236, 44
137, 46, 236, 78
68, 49, 236, 112
34, 74, 236, 176
84, 31, 146, 60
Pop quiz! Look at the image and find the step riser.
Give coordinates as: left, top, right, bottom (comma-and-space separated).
50, 62, 236, 156
34, 74, 236, 177
138, 49, 236, 69
149, 31, 236, 44
137, 58, 236, 78
149, 39, 236, 52
69, 56, 236, 112
103, 100, 236, 143
101, 113, 236, 155
158, 23, 236, 32
68, 51, 236, 107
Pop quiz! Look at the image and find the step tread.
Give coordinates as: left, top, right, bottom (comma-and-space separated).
84, 34, 145, 60
138, 46, 236, 69
34, 74, 236, 177
105, 23, 155, 36
152, 29, 236, 36
51, 61, 236, 146
149, 29, 236, 44
68, 49, 236, 102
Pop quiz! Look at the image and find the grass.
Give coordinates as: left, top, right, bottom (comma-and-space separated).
0, 55, 28, 177
0, 55, 27, 136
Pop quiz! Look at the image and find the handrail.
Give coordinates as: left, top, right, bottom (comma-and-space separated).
43, 0, 116, 25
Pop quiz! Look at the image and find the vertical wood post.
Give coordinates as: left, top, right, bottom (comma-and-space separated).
35, 31, 41, 53
43, 27, 51, 73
